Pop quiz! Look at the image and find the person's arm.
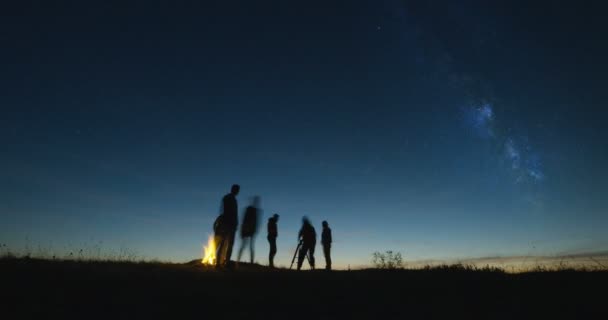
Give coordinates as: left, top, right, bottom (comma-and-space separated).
219, 196, 225, 215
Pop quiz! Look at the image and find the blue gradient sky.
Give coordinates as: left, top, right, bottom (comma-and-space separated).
1, 1, 607, 268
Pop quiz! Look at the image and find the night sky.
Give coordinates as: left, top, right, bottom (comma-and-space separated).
2, 1, 607, 268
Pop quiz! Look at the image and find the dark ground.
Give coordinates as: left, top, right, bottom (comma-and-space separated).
2, 257, 606, 319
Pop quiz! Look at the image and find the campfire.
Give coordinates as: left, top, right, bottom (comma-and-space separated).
201, 235, 216, 265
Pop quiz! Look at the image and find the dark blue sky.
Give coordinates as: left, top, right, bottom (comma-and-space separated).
1, 1, 607, 267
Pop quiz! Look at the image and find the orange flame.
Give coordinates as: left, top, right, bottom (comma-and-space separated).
201, 235, 216, 265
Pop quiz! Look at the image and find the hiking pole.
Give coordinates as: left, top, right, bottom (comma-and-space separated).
289, 240, 303, 269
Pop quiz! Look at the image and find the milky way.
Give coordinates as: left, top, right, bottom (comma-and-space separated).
463, 103, 545, 186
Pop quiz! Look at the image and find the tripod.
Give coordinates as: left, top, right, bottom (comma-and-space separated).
289, 239, 312, 270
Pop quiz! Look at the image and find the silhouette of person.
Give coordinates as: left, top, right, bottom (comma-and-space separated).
321, 220, 332, 270
237, 196, 260, 264
297, 216, 316, 270
215, 184, 240, 268
267, 213, 279, 268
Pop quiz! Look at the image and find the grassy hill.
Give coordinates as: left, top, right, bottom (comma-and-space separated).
2, 256, 606, 319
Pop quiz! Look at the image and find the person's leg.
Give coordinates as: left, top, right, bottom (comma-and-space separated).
309, 244, 315, 270
268, 238, 276, 267
219, 235, 231, 266
324, 245, 331, 270
215, 234, 225, 267
249, 236, 255, 264
225, 231, 236, 265
237, 236, 246, 263
297, 245, 308, 270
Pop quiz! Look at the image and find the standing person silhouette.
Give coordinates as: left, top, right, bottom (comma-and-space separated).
215, 184, 240, 268
321, 220, 332, 270
267, 213, 279, 268
237, 196, 260, 264
297, 216, 316, 270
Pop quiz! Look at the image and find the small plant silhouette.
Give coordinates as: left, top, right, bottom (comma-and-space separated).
372, 250, 403, 269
